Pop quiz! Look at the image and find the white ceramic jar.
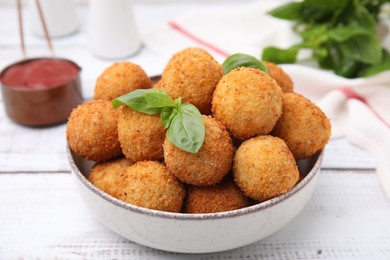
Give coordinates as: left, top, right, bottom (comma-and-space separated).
29, 0, 79, 37
87, 0, 142, 59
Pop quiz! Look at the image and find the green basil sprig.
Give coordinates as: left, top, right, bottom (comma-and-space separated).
113, 89, 205, 154
263, 0, 390, 78
222, 53, 269, 75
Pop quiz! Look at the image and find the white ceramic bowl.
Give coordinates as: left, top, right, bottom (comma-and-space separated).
68, 146, 323, 253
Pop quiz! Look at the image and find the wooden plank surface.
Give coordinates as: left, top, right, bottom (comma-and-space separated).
0, 170, 389, 259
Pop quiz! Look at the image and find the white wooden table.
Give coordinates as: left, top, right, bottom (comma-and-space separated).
1, 2, 390, 259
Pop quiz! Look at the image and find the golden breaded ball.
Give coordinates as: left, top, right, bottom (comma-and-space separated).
161, 48, 223, 114
153, 79, 164, 90
263, 61, 294, 93
185, 178, 250, 214
88, 157, 132, 197
94, 62, 152, 101
118, 107, 165, 162
164, 115, 234, 186
212, 67, 283, 140
116, 161, 185, 212
67, 100, 121, 162
271, 93, 331, 159
233, 135, 299, 202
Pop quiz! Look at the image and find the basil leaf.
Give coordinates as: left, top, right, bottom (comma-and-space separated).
336, 2, 377, 33
268, 2, 302, 20
351, 5, 376, 31
300, 0, 346, 22
328, 26, 370, 42
112, 88, 164, 115
161, 107, 177, 129
262, 45, 301, 64
315, 43, 337, 69
334, 57, 362, 78
166, 104, 205, 154
145, 92, 176, 108
174, 96, 182, 106
360, 50, 390, 77
300, 25, 329, 47
222, 54, 268, 75
339, 34, 382, 64
361, 1, 382, 23
264, 0, 390, 77
330, 0, 351, 25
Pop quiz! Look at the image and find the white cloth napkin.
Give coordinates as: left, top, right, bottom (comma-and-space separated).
142, 0, 390, 199
142, 0, 297, 63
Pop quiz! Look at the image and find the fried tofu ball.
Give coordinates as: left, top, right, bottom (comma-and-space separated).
271, 93, 331, 159
164, 115, 234, 186
116, 161, 185, 212
67, 100, 121, 162
212, 67, 283, 140
161, 48, 223, 114
233, 135, 299, 202
88, 157, 132, 197
185, 178, 250, 214
94, 62, 152, 101
118, 107, 165, 162
263, 61, 294, 93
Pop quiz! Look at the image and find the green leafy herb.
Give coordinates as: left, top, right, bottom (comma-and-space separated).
161, 107, 177, 129
113, 89, 205, 154
112, 88, 165, 114
144, 91, 176, 108
262, 0, 390, 78
360, 50, 390, 77
268, 2, 302, 20
222, 53, 269, 74
262, 45, 302, 64
166, 104, 204, 154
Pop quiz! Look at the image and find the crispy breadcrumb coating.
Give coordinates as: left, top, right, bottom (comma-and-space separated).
153, 79, 164, 90
118, 107, 166, 162
212, 67, 283, 140
263, 61, 294, 93
67, 100, 121, 162
161, 48, 223, 114
94, 62, 152, 101
271, 93, 331, 159
88, 157, 132, 197
185, 177, 250, 213
164, 115, 234, 186
233, 135, 299, 202
116, 161, 185, 212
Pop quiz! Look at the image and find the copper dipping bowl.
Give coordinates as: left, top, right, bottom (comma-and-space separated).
0, 58, 83, 127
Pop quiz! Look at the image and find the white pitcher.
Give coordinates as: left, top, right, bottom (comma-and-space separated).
87, 0, 141, 59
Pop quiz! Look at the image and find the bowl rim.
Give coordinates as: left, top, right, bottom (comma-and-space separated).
67, 145, 323, 220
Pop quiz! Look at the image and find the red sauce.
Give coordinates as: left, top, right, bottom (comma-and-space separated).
1, 59, 80, 89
